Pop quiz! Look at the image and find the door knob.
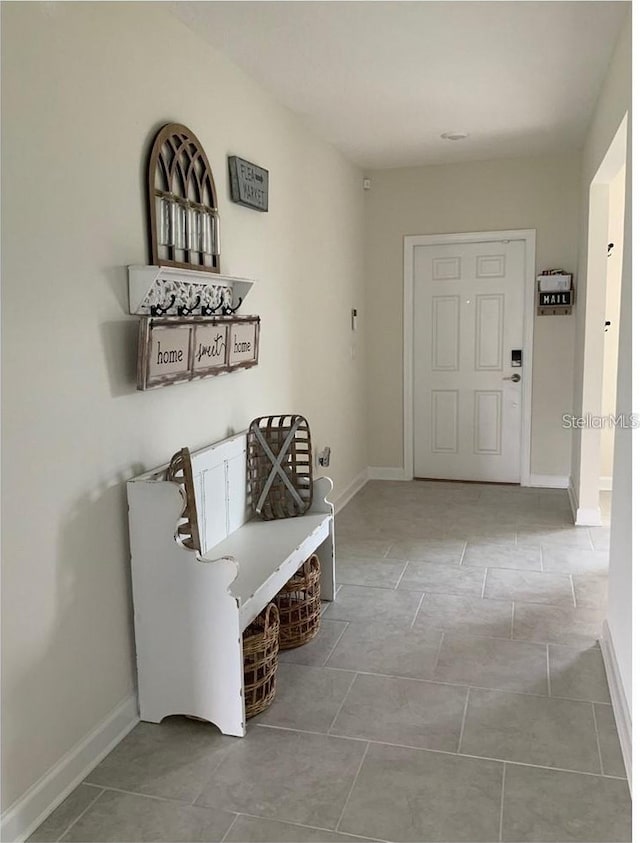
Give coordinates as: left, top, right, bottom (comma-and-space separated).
503, 373, 521, 383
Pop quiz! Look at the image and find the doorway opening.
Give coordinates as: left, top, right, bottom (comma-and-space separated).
570, 114, 627, 526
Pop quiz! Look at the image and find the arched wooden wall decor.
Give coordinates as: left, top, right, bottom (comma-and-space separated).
148, 123, 220, 273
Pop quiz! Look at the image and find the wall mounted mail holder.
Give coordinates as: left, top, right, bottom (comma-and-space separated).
536, 272, 574, 316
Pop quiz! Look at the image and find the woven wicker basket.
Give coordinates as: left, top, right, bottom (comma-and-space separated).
275, 555, 321, 650
243, 603, 280, 719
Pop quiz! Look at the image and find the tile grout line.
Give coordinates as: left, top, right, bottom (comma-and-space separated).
433, 630, 446, 670
510, 602, 515, 639
270, 661, 607, 705
481, 567, 489, 598
498, 762, 507, 843
569, 574, 578, 608
456, 687, 472, 753
190, 740, 233, 806
54, 786, 105, 842
253, 722, 627, 780
327, 671, 360, 734
458, 540, 468, 567
232, 810, 388, 843
329, 578, 587, 610
220, 813, 240, 843
322, 620, 351, 667
546, 644, 551, 697
592, 702, 605, 776
85, 781, 202, 807
334, 741, 371, 832
409, 592, 426, 628
394, 560, 410, 590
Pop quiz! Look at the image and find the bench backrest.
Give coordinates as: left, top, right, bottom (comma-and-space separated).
190, 432, 251, 553
132, 432, 251, 554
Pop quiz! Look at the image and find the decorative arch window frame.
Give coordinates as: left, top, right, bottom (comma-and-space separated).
148, 123, 221, 274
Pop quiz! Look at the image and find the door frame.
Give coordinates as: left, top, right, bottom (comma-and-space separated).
403, 229, 536, 484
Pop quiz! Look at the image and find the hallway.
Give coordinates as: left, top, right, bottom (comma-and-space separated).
28, 482, 630, 843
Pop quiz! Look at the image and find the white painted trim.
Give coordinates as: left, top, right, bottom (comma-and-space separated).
403, 229, 536, 484
601, 620, 632, 790
331, 469, 369, 514
368, 466, 407, 481
600, 475, 613, 492
567, 476, 600, 524
526, 474, 570, 489
575, 506, 603, 527
1, 694, 139, 843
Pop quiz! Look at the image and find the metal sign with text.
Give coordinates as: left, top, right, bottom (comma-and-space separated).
228, 156, 269, 212
538, 291, 572, 307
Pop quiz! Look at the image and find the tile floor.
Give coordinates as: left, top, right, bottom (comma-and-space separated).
29, 481, 630, 842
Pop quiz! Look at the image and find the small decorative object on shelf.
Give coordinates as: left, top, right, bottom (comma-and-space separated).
247, 415, 313, 520
165, 447, 201, 552
148, 123, 221, 272
243, 603, 280, 718
275, 555, 321, 650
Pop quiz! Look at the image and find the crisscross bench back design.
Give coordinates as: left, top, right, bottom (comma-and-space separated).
247, 415, 313, 520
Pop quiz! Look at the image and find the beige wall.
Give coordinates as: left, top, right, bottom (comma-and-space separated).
1, 1, 367, 814
600, 166, 625, 481
364, 155, 580, 477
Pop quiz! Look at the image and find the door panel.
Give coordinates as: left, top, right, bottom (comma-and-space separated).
413, 239, 525, 482
431, 390, 459, 453
432, 296, 460, 370
475, 295, 504, 370
474, 390, 502, 455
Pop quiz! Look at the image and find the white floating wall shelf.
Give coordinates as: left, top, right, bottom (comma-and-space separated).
128, 265, 255, 317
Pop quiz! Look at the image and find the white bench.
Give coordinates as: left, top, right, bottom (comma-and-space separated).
126, 431, 335, 737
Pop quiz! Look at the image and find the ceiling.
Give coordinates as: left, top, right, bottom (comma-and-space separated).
172, 1, 629, 170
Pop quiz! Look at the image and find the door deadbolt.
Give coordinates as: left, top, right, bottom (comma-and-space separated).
502, 373, 521, 383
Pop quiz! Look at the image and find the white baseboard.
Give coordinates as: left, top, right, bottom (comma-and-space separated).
601, 620, 632, 790
526, 474, 570, 489
567, 478, 602, 526
600, 475, 613, 492
575, 507, 602, 526
368, 466, 407, 481
332, 468, 369, 514
1, 694, 139, 843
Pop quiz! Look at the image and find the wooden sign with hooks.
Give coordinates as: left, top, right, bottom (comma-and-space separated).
138, 315, 260, 390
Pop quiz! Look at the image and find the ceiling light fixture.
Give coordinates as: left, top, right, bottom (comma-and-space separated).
440, 131, 470, 141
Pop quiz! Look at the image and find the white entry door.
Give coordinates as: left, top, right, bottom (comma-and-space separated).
413, 239, 526, 482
